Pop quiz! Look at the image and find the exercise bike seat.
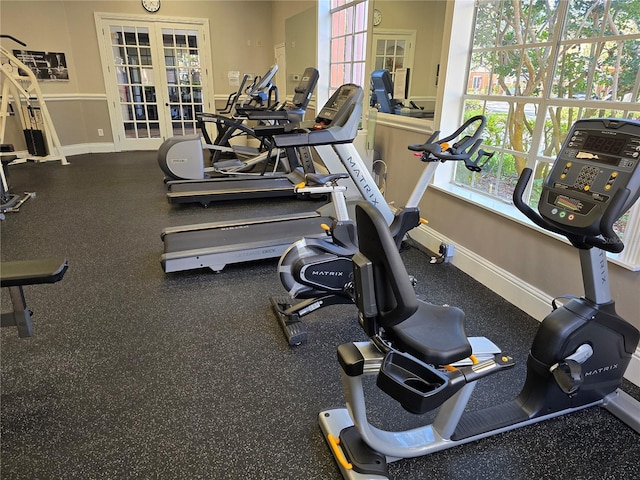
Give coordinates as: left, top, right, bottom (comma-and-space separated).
304, 172, 350, 186
388, 301, 471, 366
354, 202, 471, 365
0, 258, 68, 287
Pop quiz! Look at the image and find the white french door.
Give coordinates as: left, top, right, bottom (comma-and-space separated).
371, 30, 416, 97
95, 14, 214, 151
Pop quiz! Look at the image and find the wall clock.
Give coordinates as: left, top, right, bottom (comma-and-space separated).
373, 9, 382, 26
142, 0, 161, 13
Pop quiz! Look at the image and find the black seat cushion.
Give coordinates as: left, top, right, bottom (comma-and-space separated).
388, 300, 472, 365
0, 258, 68, 287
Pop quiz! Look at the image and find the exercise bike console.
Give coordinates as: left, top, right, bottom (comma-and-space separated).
517, 118, 640, 244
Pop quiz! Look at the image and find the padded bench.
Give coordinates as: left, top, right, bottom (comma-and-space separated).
1, 258, 68, 337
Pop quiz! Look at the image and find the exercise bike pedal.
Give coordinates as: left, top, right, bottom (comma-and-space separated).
270, 295, 308, 346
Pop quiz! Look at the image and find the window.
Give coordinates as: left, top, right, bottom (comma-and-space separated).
471, 75, 482, 90
449, 0, 640, 267
329, 0, 369, 93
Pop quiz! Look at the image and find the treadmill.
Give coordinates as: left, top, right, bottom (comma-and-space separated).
162, 68, 321, 205
161, 83, 393, 274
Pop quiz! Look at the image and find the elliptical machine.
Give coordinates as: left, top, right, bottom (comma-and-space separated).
158, 67, 319, 181
271, 115, 494, 345
319, 117, 640, 479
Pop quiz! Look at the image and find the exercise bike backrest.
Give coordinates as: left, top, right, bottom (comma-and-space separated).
408, 115, 494, 172
370, 69, 401, 114
353, 202, 419, 329
513, 118, 640, 253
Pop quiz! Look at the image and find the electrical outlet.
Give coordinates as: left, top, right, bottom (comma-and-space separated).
97, 129, 104, 137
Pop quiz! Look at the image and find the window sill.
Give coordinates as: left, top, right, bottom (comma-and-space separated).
431, 182, 640, 272
374, 111, 435, 134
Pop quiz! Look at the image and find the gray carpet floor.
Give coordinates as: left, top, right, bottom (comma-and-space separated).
1, 152, 638, 479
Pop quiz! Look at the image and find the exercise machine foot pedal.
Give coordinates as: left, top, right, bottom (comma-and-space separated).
338, 426, 389, 477
270, 295, 298, 321
270, 296, 307, 345
451, 400, 528, 441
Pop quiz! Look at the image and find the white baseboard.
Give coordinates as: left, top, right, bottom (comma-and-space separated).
62, 143, 116, 156
408, 224, 640, 387
10, 143, 116, 162
627, 351, 640, 387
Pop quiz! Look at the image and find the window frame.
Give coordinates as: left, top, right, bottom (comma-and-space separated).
435, 0, 640, 270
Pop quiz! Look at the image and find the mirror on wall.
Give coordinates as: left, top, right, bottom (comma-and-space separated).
368, 0, 446, 115
281, 2, 447, 119
284, 7, 317, 113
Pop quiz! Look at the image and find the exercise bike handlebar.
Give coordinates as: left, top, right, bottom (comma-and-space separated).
513, 168, 626, 253
408, 116, 494, 171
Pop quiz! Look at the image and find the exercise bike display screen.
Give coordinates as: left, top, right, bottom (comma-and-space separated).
574, 150, 620, 167
539, 118, 640, 235
581, 134, 627, 156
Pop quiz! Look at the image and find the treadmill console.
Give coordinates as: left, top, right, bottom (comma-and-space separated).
270, 83, 364, 148
316, 84, 362, 127
538, 118, 640, 236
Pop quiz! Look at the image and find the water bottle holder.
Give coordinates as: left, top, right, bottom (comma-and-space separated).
376, 350, 451, 414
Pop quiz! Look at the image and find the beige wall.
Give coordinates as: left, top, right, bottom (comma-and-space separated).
0, 0, 279, 148
1, 1, 276, 95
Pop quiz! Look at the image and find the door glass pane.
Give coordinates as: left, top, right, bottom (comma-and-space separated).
374, 36, 411, 86
138, 31, 150, 46
124, 29, 137, 46
143, 86, 156, 103
166, 68, 177, 85
109, 25, 158, 140
149, 122, 161, 138
161, 28, 205, 137
124, 123, 136, 138
140, 48, 152, 65
147, 105, 158, 121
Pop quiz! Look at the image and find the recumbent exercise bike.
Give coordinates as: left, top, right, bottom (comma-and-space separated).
319, 117, 640, 479
271, 115, 494, 345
